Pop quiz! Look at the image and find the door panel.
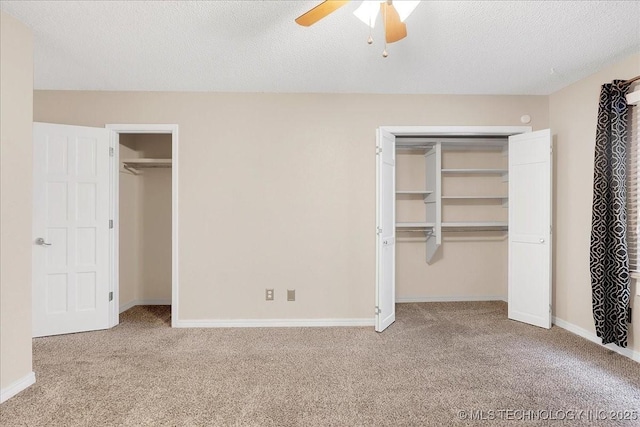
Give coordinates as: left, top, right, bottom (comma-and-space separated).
33, 122, 112, 337
376, 128, 396, 332
508, 129, 552, 329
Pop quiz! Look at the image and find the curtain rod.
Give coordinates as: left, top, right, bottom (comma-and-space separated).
623, 75, 640, 85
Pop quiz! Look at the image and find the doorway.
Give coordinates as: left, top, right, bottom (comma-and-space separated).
374, 126, 552, 332
107, 124, 179, 328
31, 123, 179, 336
118, 133, 172, 317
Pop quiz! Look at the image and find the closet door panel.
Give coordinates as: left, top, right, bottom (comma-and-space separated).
376, 128, 396, 332
508, 129, 552, 329
33, 122, 112, 337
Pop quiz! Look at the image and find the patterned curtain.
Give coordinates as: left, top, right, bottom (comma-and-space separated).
590, 80, 632, 348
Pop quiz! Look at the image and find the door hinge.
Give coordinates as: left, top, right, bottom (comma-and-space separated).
109, 291, 113, 302
376, 146, 382, 155
109, 147, 114, 157
109, 219, 113, 229
375, 306, 381, 315
376, 226, 382, 235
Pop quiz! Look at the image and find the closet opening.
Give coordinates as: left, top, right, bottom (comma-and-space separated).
106, 124, 179, 328
375, 126, 552, 332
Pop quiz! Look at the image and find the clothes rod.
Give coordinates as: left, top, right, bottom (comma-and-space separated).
442, 228, 508, 232
398, 228, 507, 232
396, 145, 433, 149
623, 75, 640, 85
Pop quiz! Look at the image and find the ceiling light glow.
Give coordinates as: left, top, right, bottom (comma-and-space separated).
353, 1, 380, 28
394, 1, 421, 22
354, 1, 420, 27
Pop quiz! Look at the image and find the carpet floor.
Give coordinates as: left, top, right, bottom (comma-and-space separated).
1, 302, 639, 426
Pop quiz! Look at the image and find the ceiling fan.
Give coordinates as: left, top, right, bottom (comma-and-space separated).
295, 1, 420, 55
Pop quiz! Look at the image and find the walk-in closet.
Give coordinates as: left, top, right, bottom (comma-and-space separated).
119, 134, 172, 310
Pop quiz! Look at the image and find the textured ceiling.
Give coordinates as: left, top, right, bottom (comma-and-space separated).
1, 0, 639, 95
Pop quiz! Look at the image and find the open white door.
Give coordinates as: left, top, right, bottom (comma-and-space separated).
375, 128, 396, 332
508, 129, 552, 329
32, 122, 112, 337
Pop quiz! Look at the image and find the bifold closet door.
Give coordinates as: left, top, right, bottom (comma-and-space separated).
32, 122, 112, 337
375, 128, 396, 332
508, 129, 552, 329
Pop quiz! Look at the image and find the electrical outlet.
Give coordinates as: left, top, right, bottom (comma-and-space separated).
287, 289, 295, 301
265, 289, 274, 301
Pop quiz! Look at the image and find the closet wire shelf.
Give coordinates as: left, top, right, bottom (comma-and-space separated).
396, 222, 508, 232
122, 158, 172, 175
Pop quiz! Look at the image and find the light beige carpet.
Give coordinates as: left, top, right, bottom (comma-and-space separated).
1, 302, 639, 426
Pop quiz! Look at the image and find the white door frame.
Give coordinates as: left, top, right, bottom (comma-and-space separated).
380, 126, 531, 137
105, 124, 179, 328
375, 125, 532, 328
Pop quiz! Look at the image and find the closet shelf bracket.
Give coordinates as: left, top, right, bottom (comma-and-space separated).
123, 164, 139, 175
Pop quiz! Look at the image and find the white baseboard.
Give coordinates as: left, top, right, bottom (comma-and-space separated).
0, 372, 35, 404
397, 295, 508, 303
119, 300, 137, 313
119, 299, 172, 313
552, 316, 640, 363
173, 318, 375, 328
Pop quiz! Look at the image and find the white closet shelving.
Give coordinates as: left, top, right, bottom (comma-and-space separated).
441, 169, 508, 185
122, 158, 172, 174
441, 168, 507, 174
424, 143, 442, 261
442, 221, 508, 229
395, 142, 442, 262
396, 190, 433, 195
396, 190, 433, 203
396, 222, 436, 228
395, 138, 509, 263
441, 195, 506, 199
441, 143, 509, 234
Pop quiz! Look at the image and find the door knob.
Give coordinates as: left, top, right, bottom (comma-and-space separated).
35, 237, 52, 246
539, 238, 545, 243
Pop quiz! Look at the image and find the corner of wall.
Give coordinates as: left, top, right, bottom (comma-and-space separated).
549, 52, 640, 357
0, 10, 35, 395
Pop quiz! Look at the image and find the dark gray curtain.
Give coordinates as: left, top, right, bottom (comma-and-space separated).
590, 80, 632, 347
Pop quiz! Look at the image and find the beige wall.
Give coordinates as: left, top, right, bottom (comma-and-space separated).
34, 91, 549, 321
131, 135, 171, 302
0, 11, 34, 391
119, 138, 140, 306
139, 168, 172, 300
119, 134, 172, 307
550, 53, 640, 353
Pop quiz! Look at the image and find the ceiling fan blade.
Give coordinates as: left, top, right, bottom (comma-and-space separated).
381, 2, 407, 43
295, 1, 349, 27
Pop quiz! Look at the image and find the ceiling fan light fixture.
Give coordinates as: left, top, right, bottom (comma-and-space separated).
394, 1, 421, 22
353, 1, 381, 28
297, 0, 413, 55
